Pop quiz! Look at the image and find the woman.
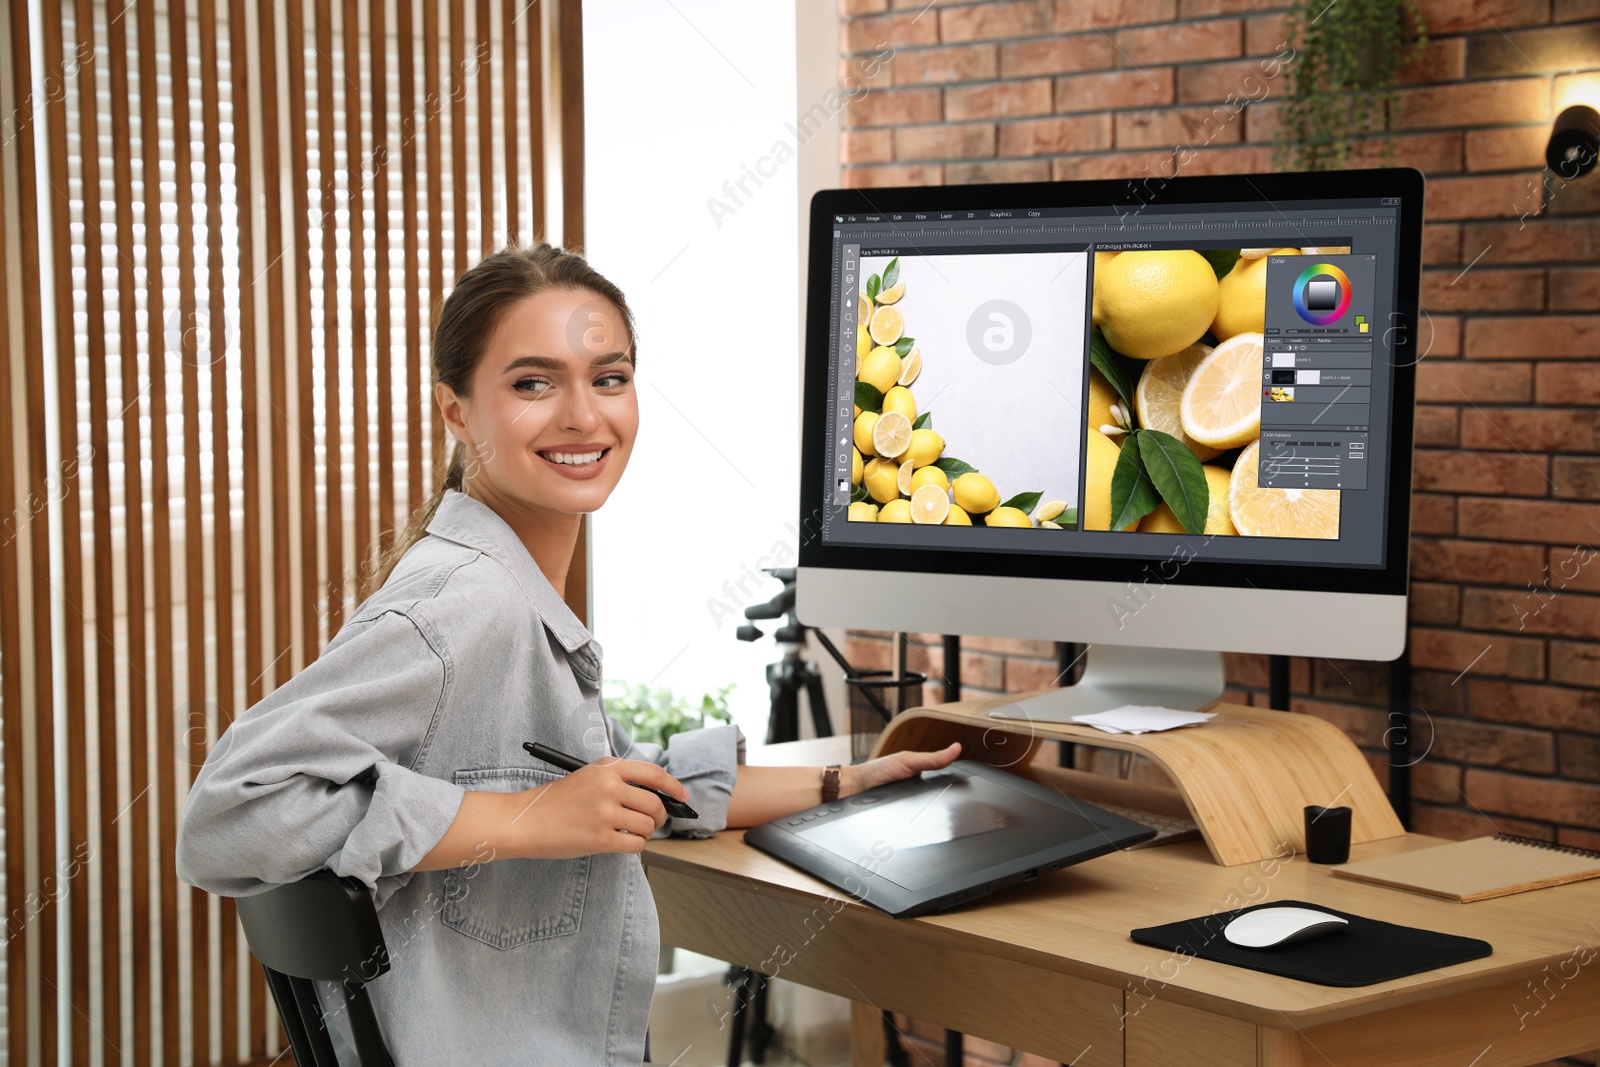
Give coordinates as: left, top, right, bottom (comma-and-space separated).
176, 243, 961, 1065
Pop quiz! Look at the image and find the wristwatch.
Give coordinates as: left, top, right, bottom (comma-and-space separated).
821, 764, 842, 803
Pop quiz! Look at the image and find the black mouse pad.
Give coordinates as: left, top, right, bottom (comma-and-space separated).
1130, 899, 1492, 987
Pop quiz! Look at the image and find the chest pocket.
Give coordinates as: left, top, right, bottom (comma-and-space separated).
442, 766, 590, 950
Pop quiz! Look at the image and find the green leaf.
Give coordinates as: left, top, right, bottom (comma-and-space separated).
855, 381, 883, 412
1001, 491, 1043, 515
895, 336, 915, 356
1057, 508, 1078, 527
1089, 328, 1135, 413
866, 274, 880, 302
1110, 434, 1162, 531
1138, 429, 1209, 535
912, 411, 931, 429
1201, 248, 1240, 279
934, 456, 976, 476
851, 483, 869, 504
883, 257, 900, 289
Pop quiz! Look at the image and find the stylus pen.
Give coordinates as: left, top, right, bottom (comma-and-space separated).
523, 741, 699, 819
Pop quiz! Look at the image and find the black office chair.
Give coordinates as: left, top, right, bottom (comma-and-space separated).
234, 867, 396, 1067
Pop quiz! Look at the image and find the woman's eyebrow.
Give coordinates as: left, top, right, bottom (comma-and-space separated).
501, 351, 631, 373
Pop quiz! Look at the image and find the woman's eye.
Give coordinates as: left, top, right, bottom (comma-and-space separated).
597, 373, 631, 389
513, 377, 551, 396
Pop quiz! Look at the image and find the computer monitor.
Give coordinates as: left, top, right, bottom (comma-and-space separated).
796, 168, 1423, 722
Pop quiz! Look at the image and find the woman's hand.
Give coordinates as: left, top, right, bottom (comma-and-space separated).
510, 757, 690, 858
841, 741, 962, 798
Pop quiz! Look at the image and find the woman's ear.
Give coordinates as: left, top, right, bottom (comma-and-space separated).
435, 381, 473, 448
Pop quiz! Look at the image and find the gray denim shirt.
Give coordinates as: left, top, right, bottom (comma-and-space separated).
175, 489, 746, 1065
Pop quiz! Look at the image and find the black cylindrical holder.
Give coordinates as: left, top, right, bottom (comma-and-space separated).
1305, 805, 1352, 864
844, 671, 926, 764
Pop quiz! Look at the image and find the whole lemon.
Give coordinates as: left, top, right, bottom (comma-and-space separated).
952, 472, 1000, 515
945, 504, 972, 525
1211, 248, 1297, 341
1092, 251, 1118, 325
863, 457, 900, 504
882, 385, 917, 422
1096, 250, 1220, 360
909, 466, 949, 493
903, 428, 945, 468
879, 498, 913, 523
985, 506, 1033, 528
853, 410, 879, 457
847, 501, 878, 522
1142, 464, 1236, 535
859, 346, 901, 394
856, 329, 872, 360
1083, 427, 1129, 531
851, 447, 863, 486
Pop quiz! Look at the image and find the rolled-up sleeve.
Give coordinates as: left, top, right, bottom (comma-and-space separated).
176, 609, 467, 901
604, 715, 746, 840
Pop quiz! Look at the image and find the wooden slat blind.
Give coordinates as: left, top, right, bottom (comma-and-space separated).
0, 0, 588, 1063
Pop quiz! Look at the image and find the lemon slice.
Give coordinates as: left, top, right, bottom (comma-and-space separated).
898, 347, 922, 387
869, 305, 904, 346
1240, 248, 1273, 259
1179, 332, 1263, 450
897, 460, 915, 497
1228, 439, 1339, 538
877, 280, 905, 305
872, 410, 912, 459
1039, 519, 1063, 529
858, 292, 873, 331
910, 483, 950, 524
1134, 343, 1221, 461
1036, 500, 1067, 522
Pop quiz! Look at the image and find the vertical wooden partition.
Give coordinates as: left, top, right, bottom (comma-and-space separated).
0, 0, 589, 1062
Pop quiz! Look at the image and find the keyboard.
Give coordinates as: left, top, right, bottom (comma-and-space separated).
1090, 799, 1202, 849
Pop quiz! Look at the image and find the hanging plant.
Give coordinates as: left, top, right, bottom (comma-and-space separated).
1275, 0, 1428, 171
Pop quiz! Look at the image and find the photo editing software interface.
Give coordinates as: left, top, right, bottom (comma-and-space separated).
821, 195, 1404, 569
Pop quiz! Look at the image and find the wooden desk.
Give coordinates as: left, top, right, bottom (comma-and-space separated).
643, 734, 1600, 1067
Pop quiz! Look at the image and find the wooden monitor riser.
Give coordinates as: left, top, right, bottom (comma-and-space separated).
870, 692, 1404, 867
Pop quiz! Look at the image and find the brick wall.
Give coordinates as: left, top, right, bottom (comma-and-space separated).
837, 0, 1600, 867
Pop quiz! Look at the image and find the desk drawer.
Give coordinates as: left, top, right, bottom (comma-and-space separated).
649, 866, 1124, 1067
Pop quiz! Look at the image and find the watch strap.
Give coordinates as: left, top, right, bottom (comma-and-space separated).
821, 764, 842, 803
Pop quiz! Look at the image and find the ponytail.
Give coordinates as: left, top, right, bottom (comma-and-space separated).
359, 242, 636, 601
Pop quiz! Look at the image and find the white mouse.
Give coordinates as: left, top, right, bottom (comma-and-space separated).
1223, 906, 1349, 949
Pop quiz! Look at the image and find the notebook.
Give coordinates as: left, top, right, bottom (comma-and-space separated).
1331, 834, 1600, 902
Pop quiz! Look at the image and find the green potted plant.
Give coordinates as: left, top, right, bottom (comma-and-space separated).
603, 680, 735, 748
1275, 0, 1428, 171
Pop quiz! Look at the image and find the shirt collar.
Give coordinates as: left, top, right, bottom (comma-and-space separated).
424, 490, 600, 667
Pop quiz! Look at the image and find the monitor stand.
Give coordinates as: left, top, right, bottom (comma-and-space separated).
985, 644, 1224, 724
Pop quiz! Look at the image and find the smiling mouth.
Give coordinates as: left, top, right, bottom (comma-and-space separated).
538, 447, 610, 466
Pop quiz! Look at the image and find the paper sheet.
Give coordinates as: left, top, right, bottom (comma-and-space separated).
1070, 706, 1216, 735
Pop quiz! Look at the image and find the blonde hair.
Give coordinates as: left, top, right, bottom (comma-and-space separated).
364, 243, 637, 597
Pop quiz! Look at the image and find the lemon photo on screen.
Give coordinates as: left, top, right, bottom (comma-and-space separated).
844, 253, 1084, 530
1082, 246, 1344, 540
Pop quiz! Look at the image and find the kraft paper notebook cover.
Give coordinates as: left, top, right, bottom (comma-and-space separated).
1332, 834, 1600, 902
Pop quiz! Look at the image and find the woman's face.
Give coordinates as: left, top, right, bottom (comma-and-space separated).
439, 286, 638, 518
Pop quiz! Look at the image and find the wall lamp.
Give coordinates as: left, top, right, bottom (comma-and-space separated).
1547, 104, 1600, 178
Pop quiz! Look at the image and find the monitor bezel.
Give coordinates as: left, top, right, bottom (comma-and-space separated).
798, 167, 1424, 598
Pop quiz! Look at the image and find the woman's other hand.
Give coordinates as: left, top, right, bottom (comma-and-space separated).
512, 757, 690, 857
842, 741, 962, 797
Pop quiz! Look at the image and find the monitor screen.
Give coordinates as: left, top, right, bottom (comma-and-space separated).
796, 170, 1423, 661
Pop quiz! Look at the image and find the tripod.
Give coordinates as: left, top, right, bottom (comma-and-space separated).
737, 567, 833, 745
